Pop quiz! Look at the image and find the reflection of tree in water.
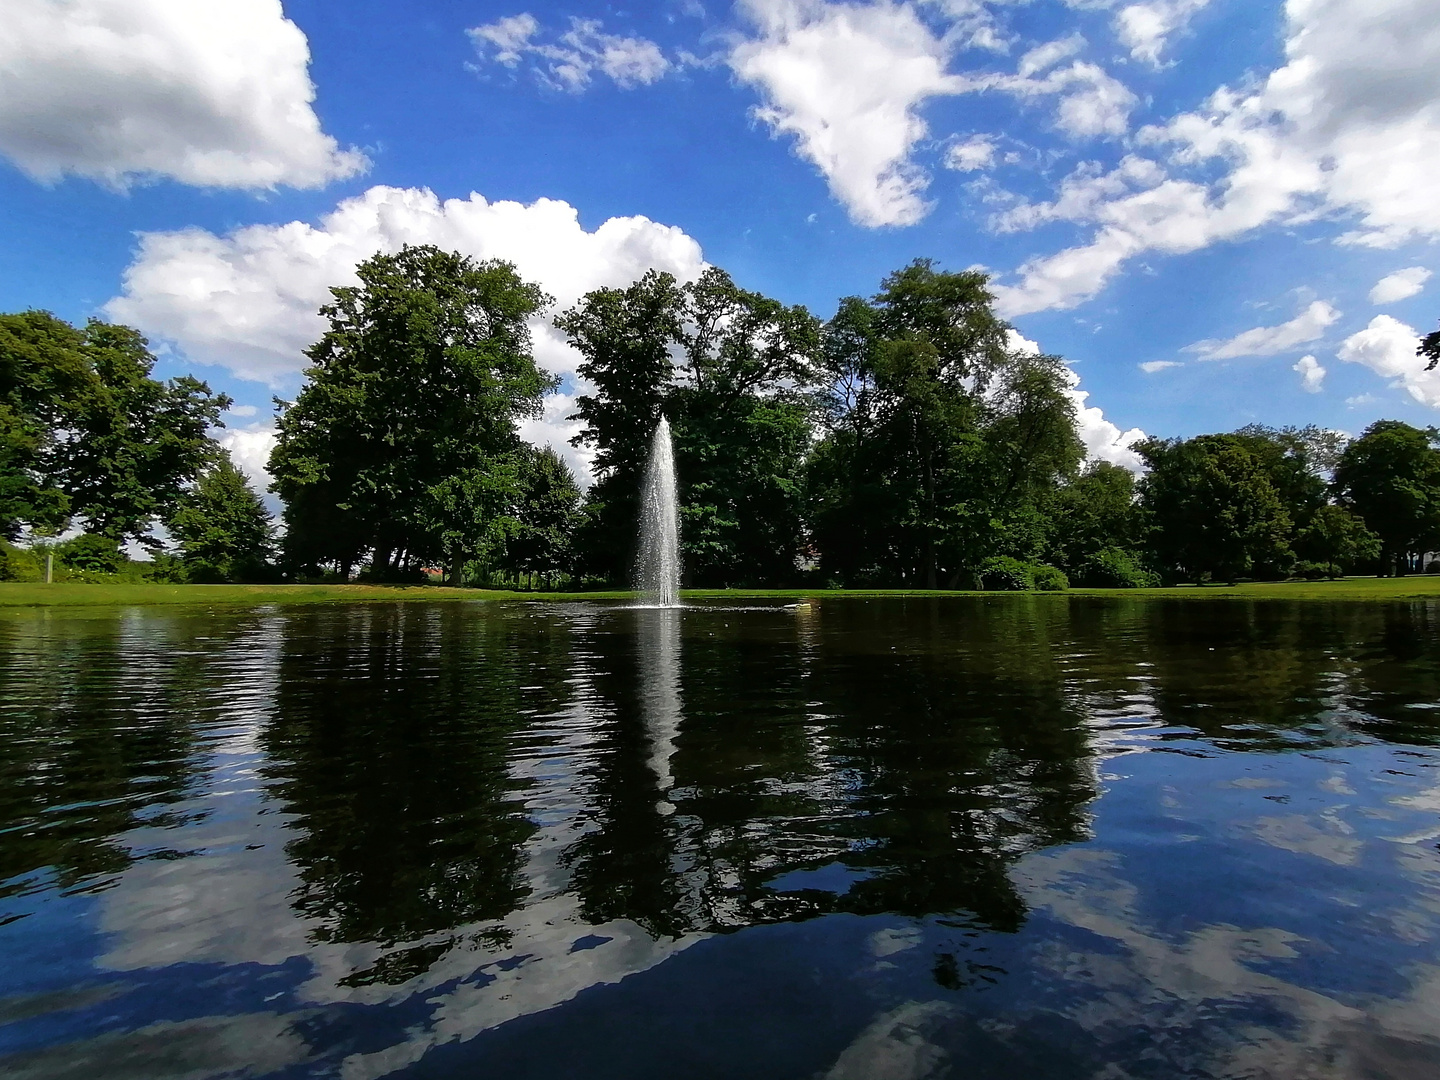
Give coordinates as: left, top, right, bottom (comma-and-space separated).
260, 604, 577, 969
1109, 599, 1440, 750
0, 612, 241, 914
561, 599, 1099, 939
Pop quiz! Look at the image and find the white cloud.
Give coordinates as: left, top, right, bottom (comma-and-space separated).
1063, 366, 1148, 470
468, 15, 670, 91
108, 186, 706, 481
1017, 35, 1085, 78
106, 185, 707, 390
1185, 301, 1340, 360
1115, 0, 1211, 65
227, 404, 259, 418
218, 423, 279, 493
518, 391, 593, 488
945, 135, 996, 172
1139, 359, 1180, 373
1370, 267, 1432, 305
0, 0, 366, 190
1293, 354, 1325, 392
468, 14, 540, 65
1338, 314, 1440, 407
975, 38, 1137, 139
1008, 329, 1146, 469
730, 0, 966, 227
993, 0, 1440, 315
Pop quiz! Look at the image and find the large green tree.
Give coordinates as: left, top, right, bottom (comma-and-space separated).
169, 451, 276, 582
502, 445, 583, 587
807, 261, 1081, 587
1332, 420, 1440, 575
0, 311, 229, 545
269, 245, 555, 579
560, 266, 821, 586
1137, 434, 1294, 582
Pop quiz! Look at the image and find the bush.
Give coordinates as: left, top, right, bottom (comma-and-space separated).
1294, 560, 1337, 580
0, 540, 43, 582
979, 556, 1034, 591
1427, 561, 1440, 575
57, 534, 124, 574
978, 557, 1068, 591
1076, 547, 1159, 589
1031, 564, 1070, 591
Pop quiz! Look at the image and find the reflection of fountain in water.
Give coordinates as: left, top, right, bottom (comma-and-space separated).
638, 606, 683, 814
636, 418, 681, 608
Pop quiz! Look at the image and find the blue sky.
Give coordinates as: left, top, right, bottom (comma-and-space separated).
2, 0, 1438, 482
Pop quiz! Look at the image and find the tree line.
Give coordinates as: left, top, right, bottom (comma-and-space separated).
4, 243, 1440, 588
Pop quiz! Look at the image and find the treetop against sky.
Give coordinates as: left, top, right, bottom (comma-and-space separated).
1, 0, 1437, 490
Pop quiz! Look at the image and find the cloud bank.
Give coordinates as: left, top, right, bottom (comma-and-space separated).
0, 0, 365, 189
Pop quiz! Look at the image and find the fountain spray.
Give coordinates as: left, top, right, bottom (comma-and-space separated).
636, 418, 681, 607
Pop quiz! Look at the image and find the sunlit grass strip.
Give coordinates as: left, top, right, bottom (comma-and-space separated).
4, 576, 1440, 607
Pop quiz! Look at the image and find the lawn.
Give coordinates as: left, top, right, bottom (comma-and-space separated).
4, 576, 1440, 607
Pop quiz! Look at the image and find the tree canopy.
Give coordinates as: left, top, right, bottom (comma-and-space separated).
269, 244, 556, 579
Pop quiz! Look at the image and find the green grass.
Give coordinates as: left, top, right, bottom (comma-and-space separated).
3, 575, 1440, 608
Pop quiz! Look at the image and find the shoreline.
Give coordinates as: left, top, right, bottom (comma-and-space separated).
4, 577, 1440, 607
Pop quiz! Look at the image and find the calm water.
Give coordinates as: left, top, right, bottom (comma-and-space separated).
1, 597, 1439, 1079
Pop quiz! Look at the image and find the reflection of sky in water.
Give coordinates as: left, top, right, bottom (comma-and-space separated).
0, 598, 1438, 1078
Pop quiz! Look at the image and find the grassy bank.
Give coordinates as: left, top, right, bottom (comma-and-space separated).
0, 582, 510, 607
6, 576, 1440, 607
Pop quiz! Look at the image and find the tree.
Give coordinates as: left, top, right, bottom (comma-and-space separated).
1138, 434, 1294, 583
807, 261, 1081, 588
0, 312, 228, 546
559, 266, 821, 586
269, 245, 555, 579
169, 451, 276, 582
1332, 420, 1440, 575
503, 446, 583, 587
558, 271, 683, 581
1294, 504, 1381, 578
1048, 461, 1150, 585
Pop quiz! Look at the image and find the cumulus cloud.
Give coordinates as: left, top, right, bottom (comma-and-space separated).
1139, 360, 1180, 373
1008, 329, 1146, 469
730, 0, 969, 227
945, 135, 996, 172
1185, 301, 1340, 361
1338, 314, 1440, 407
1115, 0, 1211, 65
106, 184, 707, 388
468, 14, 670, 91
0, 0, 366, 190
1293, 354, 1325, 392
993, 0, 1440, 315
992, 40, 1136, 138
218, 423, 280, 495
1370, 267, 1432, 305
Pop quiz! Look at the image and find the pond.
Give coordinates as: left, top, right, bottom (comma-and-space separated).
1, 597, 1439, 1079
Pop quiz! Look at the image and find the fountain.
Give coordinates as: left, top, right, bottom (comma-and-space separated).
636, 418, 681, 608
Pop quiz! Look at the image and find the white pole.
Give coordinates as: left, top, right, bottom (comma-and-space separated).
45, 551, 53, 584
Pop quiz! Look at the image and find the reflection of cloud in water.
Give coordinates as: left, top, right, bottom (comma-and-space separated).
1244, 811, 1363, 866
0, 1010, 307, 1080
91, 605, 708, 1079
1013, 847, 1440, 1076
820, 1000, 956, 1080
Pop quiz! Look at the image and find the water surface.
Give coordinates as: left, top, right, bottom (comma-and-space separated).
1, 597, 1439, 1079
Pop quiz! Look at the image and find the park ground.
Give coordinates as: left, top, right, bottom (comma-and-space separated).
4, 577, 1440, 607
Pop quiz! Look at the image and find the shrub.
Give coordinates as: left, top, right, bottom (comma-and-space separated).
0, 540, 43, 582
1293, 560, 1337, 580
57, 534, 124, 574
1031, 564, 1070, 592
979, 556, 1034, 591
978, 557, 1069, 591
1076, 547, 1159, 589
